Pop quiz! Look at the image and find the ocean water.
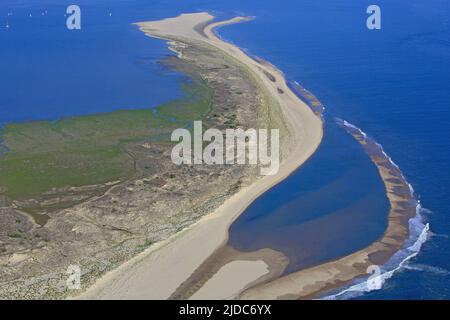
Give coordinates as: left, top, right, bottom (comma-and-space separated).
1, 0, 449, 299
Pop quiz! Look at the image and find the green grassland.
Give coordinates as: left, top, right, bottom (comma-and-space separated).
0, 76, 213, 200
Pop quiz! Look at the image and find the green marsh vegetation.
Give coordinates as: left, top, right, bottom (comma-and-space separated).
0, 75, 213, 202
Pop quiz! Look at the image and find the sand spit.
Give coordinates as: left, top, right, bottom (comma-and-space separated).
77, 12, 322, 299
77, 12, 419, 301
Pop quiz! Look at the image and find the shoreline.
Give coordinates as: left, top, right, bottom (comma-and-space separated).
76, 12, 323, 299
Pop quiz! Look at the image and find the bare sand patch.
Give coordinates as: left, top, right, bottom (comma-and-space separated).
191, 260, 269, 300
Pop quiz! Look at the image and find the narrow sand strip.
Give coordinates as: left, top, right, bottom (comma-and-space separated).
76, 12, 323, 300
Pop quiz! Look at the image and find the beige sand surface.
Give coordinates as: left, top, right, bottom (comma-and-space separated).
76, 12, 322, 300
190, 260, 269, 300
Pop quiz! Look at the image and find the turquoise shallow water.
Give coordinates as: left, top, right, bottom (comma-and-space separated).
1, 0, 449, 298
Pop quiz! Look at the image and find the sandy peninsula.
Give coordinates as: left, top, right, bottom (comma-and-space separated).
77, 12, 323, 299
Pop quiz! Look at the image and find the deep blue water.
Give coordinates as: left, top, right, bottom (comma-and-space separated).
1, 0, 449, 299
0, 0, 185, 124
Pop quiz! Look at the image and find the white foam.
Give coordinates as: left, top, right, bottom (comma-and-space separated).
322, 214, 429, 300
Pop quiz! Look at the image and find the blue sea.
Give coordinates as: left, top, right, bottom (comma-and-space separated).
1, 0, 449, 299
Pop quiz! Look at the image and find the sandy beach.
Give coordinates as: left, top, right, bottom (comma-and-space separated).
76, 12, 323, 299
